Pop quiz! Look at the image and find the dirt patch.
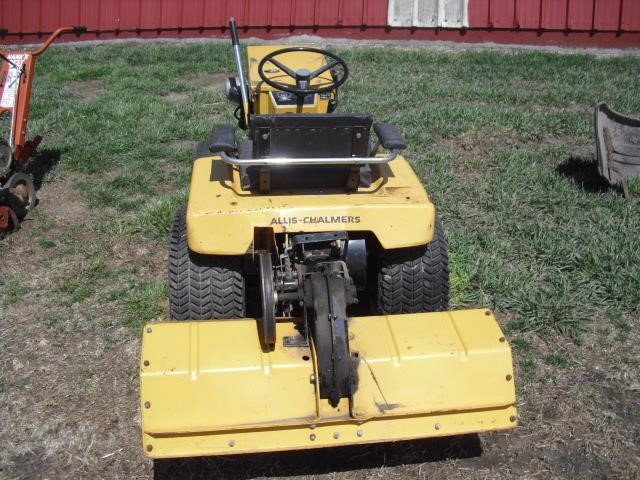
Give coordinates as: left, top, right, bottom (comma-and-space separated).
504, 317, 640, 479
161, 91, 189, 103
108, 235, 166, 275
434, 128, 521, 179
443, 128, 521, 159
36, 176, 90, 224
69, 80, 103, 102
50, 36, 640, 58
186, 72, 232, 92
0, 177, 156, 478
438, 129, 591, 180
165, 139, 195, 150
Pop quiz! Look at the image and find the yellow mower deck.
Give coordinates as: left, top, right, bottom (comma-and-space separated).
141, 309, 517, 458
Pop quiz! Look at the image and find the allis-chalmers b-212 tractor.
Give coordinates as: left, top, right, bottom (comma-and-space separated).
139, 19, 517, 459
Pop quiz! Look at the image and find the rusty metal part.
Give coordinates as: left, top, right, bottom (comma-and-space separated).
6, 172, 36, 213
15, 135, 42, 165
595, 102, 640, 199
0, 203, 18, 237
0, 205, 10, 229
0, 172, 35, 236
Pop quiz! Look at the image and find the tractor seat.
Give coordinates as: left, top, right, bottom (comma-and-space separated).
241, 113, 374, 192
199, 113, 407, 193
248, 113, 372, 159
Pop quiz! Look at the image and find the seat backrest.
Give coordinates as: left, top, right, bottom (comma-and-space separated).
249, 113, 372, 159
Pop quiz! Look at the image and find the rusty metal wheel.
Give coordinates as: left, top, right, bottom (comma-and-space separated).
6, 172, 36, 216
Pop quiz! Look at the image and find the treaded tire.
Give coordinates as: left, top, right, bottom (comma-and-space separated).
168, 205, 245, 320
377, 216, 450, 314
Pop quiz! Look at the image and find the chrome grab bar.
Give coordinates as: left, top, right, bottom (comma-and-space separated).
219, 150, 397, 166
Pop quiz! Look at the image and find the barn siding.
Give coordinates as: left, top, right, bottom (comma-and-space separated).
1, 0, 638, 47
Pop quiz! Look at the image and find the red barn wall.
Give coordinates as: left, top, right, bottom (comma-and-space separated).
1, 0, 639, 48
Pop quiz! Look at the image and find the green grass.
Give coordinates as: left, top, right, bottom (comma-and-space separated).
0, 274, 26, 305
16, 42, 640, 342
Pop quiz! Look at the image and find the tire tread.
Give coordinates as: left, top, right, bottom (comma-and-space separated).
377, 217, 450, 313
168, 205, 245, 320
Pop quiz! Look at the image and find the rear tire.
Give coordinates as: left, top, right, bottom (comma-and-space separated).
168, 205, 245, 320
377, 216, 450, 313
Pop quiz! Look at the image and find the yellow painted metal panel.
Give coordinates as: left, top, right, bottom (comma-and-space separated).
140, 310, 517, 458
186, 156, 435, 255
141, 321, 317, 434
143, 404, 517, 458
349, 310, 516, 419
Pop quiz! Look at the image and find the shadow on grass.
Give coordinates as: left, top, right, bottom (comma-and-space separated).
556, 156, 614, 194
153, 434, 482, 480
25, 149, 61, 190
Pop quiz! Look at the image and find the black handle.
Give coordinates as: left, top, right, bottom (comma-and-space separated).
229, 17, 239, 45
209, 124, 237, 153
73, 25, 87, 34
373, 123, 407, 150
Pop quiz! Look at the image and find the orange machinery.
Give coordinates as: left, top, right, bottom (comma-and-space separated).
0, 26, 85, 235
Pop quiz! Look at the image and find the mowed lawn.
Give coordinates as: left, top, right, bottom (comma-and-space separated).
1, 41, 639, 479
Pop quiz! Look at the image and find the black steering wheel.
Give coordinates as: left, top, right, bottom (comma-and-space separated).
257, 47, 348, 96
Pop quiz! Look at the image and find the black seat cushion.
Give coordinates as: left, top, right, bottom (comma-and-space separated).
249, 113, 372, 159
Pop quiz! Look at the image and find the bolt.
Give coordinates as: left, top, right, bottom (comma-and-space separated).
355, 132, 362, 139
143, 360, 150, 367
485, 310, 491, 316
310, 374, 316, 383
333, 432, 340, 439
310, 424, 317, 430
499, 336, 506, 343
262, 133, 269, 140
146, 327, 152, 333
146, 444, 153, 452
506, 374, 512, 381
435, 422, 442, 430
228, 439, 236, 447
357, 430, 364, 437
310, 434, 316, 441
144, 401, 151, 409
510, 415, 517, 423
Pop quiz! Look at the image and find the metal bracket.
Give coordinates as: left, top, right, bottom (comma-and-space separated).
283, 335, 309, 348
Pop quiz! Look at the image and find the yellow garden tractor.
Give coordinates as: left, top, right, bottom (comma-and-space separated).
140, 18, 517, 459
